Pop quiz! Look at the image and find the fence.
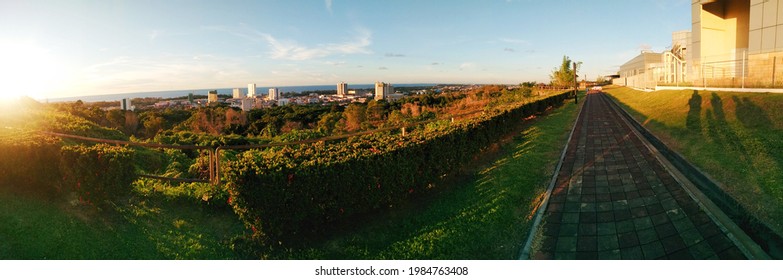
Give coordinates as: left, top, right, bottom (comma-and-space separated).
615, 49, 783, 90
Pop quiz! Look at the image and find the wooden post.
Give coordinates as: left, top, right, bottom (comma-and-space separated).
208, 150, 214, 184
573, 62, 578, 103
213, 148, 221, 185
401, 127, 406, 137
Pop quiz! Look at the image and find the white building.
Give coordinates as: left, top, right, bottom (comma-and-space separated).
232, 88, 243, 99
337, 82, 348, 97
268, 87, 280, 100
374, 81, 394, 101
248, 83, 256, 98
121, 98, 134, 111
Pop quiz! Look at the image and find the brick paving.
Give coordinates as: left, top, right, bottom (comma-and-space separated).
532, 92, 746, 260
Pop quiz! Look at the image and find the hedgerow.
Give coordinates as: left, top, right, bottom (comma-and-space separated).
224, 91, 571, 243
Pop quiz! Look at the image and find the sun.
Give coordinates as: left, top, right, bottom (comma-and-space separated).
0, 42, 66, 101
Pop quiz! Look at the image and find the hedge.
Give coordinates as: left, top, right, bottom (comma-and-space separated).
224, 91, 571, 243
0, 136, 62, 198
60, 144, 138, 204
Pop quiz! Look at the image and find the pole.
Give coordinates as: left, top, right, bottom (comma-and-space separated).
773, 56, 777, 87
741, 50, 746, 89
573, 62, 578, 103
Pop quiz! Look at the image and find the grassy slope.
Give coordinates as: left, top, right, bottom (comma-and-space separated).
0, 191, 245, 259
604, 86, 783, 235
273, 95, 582, 259
1, 93, 580, 260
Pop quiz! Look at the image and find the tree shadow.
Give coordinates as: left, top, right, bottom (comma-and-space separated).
733, 96, 772, 130
706, 93, 747, 155
686, 90, 702, 130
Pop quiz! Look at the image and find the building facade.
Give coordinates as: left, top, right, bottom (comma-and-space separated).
614, 51, 664, 89
207, 90, 218, 104
248, 83, 256, 98
374, 82, 394, 101
232, 88, 243, 99
268, 88, 280, 100
690, 0, 783, 87
337, 82, 348, 97
121, 98, 134, 111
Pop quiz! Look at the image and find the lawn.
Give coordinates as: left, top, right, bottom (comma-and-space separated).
0, 188, 246, 259
603, 86, 783, 236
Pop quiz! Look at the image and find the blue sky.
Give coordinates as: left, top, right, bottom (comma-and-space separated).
0, 0, 691, 99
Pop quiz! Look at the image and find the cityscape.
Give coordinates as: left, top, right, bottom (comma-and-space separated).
1, 0, 782, 279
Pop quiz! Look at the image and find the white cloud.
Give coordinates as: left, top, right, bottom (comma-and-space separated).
325, 0, 333, 14
499, 38, 530, 45
262, 28, 372, 60
77, 54, 251, 94
459, 62, 475, 71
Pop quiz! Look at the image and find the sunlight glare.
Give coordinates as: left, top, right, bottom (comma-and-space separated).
0, 41, 67, 101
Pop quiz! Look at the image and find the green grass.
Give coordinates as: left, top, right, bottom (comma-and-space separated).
264, 94, 582, 259
604, 86, 783, 236
0, 188, 246, 259
1, 94, 581, 260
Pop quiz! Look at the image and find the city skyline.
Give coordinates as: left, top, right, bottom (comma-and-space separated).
1, 0, 690, 100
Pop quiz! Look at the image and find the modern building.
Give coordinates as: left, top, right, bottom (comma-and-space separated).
374, 81, 394, 101
337, 82, 348, 97
268, 87, 280, 100
207, 90, 218, 104
232, 88, 243, 99
248, 83, 256, 98
689, 0, 783, 87
120, 98, 134, 111
614, 51, 664, 89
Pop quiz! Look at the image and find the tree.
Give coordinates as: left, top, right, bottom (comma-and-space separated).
343, 103, 366, 132
550, 56, 581, 87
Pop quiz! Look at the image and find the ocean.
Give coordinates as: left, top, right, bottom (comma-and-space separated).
46, 83, 437, 103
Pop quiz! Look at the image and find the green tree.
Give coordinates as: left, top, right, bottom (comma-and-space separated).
343, 103, 366, 132
550, 56, 581, 87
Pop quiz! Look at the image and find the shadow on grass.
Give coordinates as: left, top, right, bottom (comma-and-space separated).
605, 89, 783, 259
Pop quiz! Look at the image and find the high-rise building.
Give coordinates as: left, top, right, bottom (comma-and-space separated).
208, 90, 218, 104
374, 81, 394, 101
121, 98, 134, 111
232, 88, 243, 99
248, 83, 256, 98
268, 87, 280, 100
337, 82, 348, 97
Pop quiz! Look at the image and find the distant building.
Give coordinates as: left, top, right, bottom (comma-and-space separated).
277, 98, 290, 106
337, 82, 348, 97
120, 98, 134, 111
374, 81, 394, 101
232, 88, 243, 99
248, 83, 256, 98
207, 90, 218, 104
614, 51, 664, 89
241, 98, 254, 111
268, 87, 280, 100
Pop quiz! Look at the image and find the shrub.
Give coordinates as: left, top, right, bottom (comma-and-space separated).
60, 144, 138, 204
0, 136, 62, 198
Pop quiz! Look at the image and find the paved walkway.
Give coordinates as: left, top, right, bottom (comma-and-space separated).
532, 92, 747, 260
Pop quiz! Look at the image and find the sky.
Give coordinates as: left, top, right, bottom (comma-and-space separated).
0, 0, 691, 99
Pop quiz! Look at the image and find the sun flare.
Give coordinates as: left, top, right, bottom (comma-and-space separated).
0, 42, 66, 101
